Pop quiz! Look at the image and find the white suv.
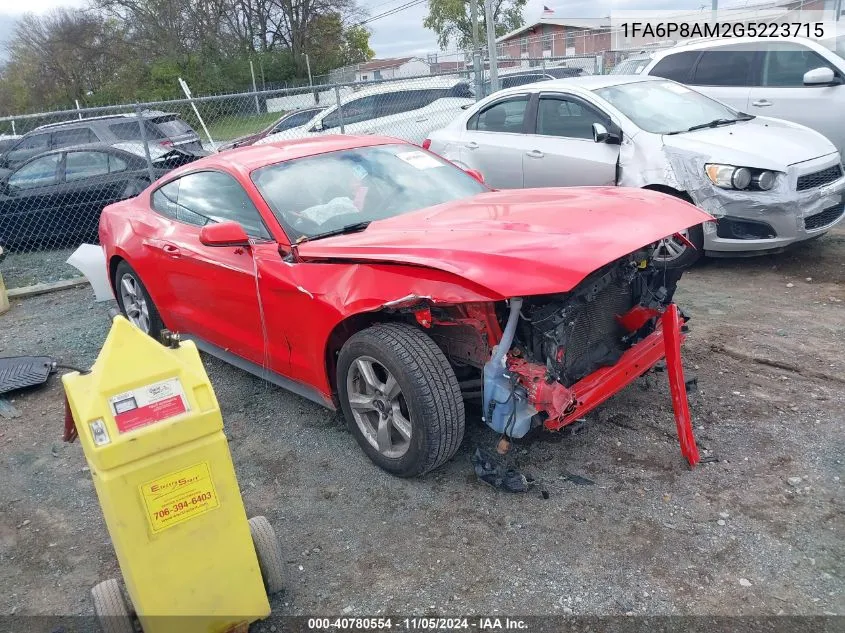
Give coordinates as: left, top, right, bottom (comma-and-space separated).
258, 77, 475, 146
641, 36, 845, 159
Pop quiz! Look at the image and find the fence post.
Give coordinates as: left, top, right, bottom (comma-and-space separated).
135, 104, 156, 182
484, 0, 499, 94
334, 85, 345, 134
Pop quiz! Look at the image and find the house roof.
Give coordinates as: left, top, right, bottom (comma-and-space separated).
357, 57, 421, 72
497, 18, 611, 43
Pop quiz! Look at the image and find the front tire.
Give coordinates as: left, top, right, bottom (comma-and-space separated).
114, 260, 165, 339
337, 323, 465, 477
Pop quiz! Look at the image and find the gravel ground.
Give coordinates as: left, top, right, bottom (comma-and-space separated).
0, 228, 843, 626
0, 248, 80, 289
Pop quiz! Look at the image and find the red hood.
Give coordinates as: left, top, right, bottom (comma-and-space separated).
296, 187, 713, 298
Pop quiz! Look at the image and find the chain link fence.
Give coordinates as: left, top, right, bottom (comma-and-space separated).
0, 50, 633, 288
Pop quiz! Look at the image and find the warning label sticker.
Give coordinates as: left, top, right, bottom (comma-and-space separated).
109, 377, 189, 434
140, 462, 220, 533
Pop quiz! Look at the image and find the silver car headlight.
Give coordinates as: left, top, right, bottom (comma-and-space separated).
705, 164, 777, 191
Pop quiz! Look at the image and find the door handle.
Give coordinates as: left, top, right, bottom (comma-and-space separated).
415, 117, 429, 123
751, 99, 772, 107
162, 244, 181, 258
526, 149, 544, 158
466, 141, 479, 150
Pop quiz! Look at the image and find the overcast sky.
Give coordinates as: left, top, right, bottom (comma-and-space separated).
0, 0, 713, 61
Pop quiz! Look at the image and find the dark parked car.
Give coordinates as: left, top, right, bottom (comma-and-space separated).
481, 67, 585, 97
0, 112, 202, 170
0, 144, 200, 249
218, 106, 326, 151
0, 135, 21, 157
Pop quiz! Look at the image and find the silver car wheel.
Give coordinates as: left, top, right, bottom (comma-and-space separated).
119, 273, 151, 333
654, 229, 690, 263
346, 356, 412, 459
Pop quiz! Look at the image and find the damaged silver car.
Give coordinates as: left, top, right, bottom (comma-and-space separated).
426, 75, 845, 268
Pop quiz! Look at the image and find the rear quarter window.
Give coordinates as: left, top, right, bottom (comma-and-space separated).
154, 118, 195, 136
109, 120, 165, 141
649, 51, 700, 82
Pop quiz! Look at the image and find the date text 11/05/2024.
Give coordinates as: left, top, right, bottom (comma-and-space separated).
307, 618, 529, 631
620, 21, 826, 39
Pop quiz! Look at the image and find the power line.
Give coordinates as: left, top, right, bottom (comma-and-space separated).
353, 0, 428, 27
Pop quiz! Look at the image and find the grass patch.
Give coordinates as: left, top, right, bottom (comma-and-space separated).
206, 112, 283, 142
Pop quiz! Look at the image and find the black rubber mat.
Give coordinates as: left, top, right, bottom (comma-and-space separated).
0, 356, 56, 395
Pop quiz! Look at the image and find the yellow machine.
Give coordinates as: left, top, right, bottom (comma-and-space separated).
63, 316, 284, 633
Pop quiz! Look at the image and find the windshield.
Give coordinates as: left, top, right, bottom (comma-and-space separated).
610, 58, 649, 75
251, 143, 488, 242
595, 79, 744, 134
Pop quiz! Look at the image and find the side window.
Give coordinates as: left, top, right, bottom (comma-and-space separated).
649, 51, 699, 82
690, 50, 755, 86
467, 96, 530, 133
151, 171, 270, 238
447, 82, 474, 98
322, 95, 380, 129
377, 90, 446, 118
152, 180, 180, 219
109, 120, 165, 141
65, 151, 110, 182
7, 133, 50, 162
276, 110, 318, 131
109, 154, 129, 173
536, 96, 607, 139
18, 134, 52, 151
52, 127, 99, 148
8, 154, 61, 190
761, 45, 836, 86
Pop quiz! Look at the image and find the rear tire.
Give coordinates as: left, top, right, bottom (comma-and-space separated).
337, 323, 465, 477
114, 260, 165, 340
91, 579, 135, 633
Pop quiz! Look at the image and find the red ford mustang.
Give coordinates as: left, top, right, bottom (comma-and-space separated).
100, 135, 712, 477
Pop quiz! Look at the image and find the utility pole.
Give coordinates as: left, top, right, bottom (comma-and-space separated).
249, 60, 260, 114
470, 0, 483, 99
484, 0, 499, 94
711, 0, 717, 23
304, 53, 316, 106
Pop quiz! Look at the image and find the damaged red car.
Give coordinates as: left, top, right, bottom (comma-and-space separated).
100, 136, 711, 477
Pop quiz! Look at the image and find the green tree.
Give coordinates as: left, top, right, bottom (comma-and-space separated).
423, 0, 526, 51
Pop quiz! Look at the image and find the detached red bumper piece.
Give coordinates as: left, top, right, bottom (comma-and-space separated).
509, 303, 701, 469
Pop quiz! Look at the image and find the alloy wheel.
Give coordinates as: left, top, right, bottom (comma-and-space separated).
119, 273, 151, 333
654, 229, 691, 263
346, 356, 412, 459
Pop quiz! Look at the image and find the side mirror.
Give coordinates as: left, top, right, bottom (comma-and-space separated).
464, 168, 485, 184
310, 120, 324, 132
804, 67, 837, 85
592, 123, 609, 143
593, 122, 622, 145
199, 221, 250, 247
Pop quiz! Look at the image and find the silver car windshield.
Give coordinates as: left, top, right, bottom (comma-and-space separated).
595, 79, 744, 134
251, 143, 487, 242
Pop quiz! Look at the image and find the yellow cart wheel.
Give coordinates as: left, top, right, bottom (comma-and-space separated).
248, 516, 286, 595
91, 578, 136, 633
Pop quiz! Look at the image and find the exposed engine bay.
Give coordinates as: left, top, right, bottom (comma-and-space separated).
422, 246, 686, 440
515, 247, 681, 388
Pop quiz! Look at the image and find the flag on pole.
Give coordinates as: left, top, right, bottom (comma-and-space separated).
542, 5, 554, 15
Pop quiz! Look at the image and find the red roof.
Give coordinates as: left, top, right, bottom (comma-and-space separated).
357, 57, 415, 72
